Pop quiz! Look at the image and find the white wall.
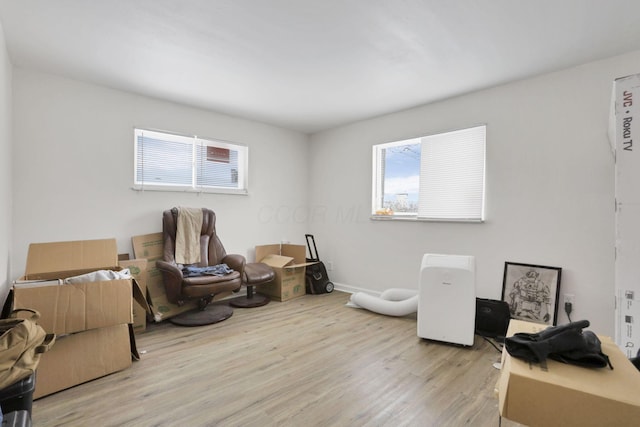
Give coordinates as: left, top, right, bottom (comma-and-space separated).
9, 48, 640, 337
308, 50, 640, 336
11, 69, 310, 277
0, 21, 12, 305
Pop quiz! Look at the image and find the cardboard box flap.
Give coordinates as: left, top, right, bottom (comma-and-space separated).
25, 239, 119, 280
255, 244, 282, 263
255, 243, 308, 264
131, 278, 151, 315
260, 254, 294, 269
284, 261, 317, 269
129, 324, 141, 360
281, 244, 307, 264
120, 259, 151, 332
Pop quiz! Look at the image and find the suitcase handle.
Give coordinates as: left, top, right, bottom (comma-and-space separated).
305, 234, 320, 261
36, 333, 56, 354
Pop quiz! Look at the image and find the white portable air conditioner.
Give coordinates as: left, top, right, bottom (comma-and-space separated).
417, 254, 476, 346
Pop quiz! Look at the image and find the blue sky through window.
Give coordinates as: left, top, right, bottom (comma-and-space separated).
383, 141, 420, 212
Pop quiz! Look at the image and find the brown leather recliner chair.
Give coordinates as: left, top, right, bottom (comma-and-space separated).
156, 207, 245, 326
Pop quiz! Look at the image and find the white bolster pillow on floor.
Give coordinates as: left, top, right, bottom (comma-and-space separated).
349, 289, 418, 317
380, 288, 418, 301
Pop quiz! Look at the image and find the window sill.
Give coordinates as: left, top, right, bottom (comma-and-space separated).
370, 215, 484, 223
131, 185, 248, 196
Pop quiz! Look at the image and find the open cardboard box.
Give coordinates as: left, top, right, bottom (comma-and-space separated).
498, 319, 640, 426
3, 238, 150, 399
255, 244, 315, 301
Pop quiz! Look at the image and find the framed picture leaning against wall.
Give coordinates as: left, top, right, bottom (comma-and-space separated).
501, 262, 562, 326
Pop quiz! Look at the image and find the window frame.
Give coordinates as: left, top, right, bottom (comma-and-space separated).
133, 128, 249, 195
371, 125, 486, 223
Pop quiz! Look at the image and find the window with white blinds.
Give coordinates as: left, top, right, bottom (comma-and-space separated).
372, 125, 486, 222
134, 128, 248, 194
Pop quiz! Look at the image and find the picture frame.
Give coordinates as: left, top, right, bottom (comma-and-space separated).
501, 262, 562, 326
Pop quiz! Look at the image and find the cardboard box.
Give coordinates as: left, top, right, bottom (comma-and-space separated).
119, 259, 149, 333
7, 280, 133, 335
34, 324, 133, 399
131, 233, 198, 321
3, 238, 148, 399
498, 320, 640, 426
255, 244, 314, 301
5, 239, 150, 336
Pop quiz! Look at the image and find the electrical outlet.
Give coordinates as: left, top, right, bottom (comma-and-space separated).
564, 293, 575, 305
326, 261, 333, 271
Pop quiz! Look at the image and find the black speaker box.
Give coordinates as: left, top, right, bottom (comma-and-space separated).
475, 298, 511, 340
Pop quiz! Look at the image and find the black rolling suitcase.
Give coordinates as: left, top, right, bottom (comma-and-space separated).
305, 234, 334, 294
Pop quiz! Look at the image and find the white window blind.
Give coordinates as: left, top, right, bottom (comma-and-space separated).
134, 128, 248, 194
418, 125, 485, 220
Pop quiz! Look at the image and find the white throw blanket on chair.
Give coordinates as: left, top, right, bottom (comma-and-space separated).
175, 207, 203, 264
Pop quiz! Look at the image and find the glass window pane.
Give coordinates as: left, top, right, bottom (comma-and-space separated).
382, 142, 421, 214
196, 144, 240, 188
134, 128, 248, 194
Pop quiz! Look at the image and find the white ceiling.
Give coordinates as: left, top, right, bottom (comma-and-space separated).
2, 1, 640, 134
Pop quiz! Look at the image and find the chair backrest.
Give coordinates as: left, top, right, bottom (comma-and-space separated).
162, 208, 228, 267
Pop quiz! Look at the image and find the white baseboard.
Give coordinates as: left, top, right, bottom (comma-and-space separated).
332, 282, 382, 297
230, 282, 383, 298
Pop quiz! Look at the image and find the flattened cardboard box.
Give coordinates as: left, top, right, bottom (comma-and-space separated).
132, 233, 198, 321
498, 319, 640, 426
34, 324, 132, 399
255, 244, 315, 301
612, 74, 640, 353
612, 74, 640, 204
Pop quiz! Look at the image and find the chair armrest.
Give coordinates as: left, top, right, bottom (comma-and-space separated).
156, 260, 184, 304
222, 254, 246, 272
222, 254, 246, 292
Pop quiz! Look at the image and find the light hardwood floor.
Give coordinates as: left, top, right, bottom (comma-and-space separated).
32, 291, 521, 427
